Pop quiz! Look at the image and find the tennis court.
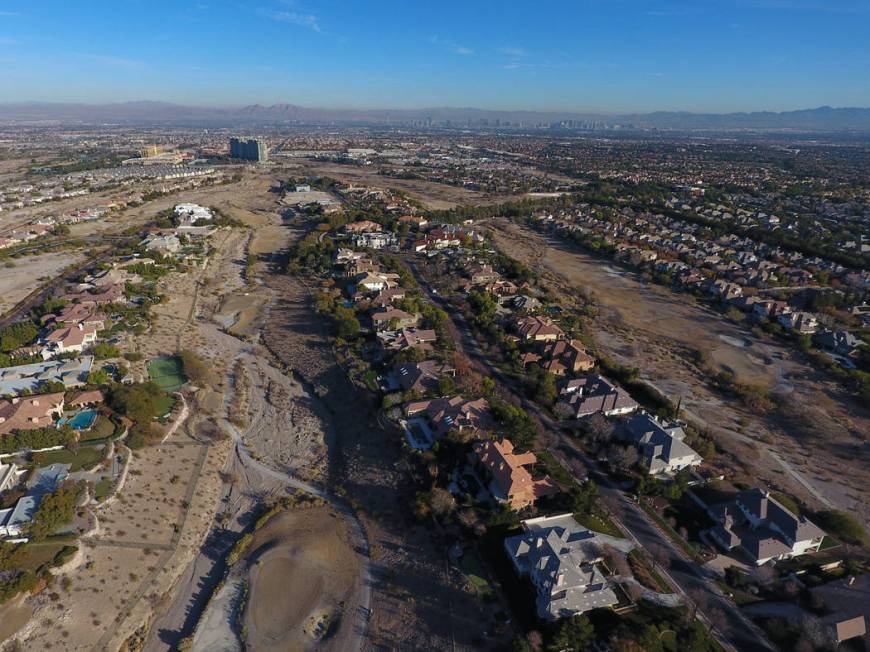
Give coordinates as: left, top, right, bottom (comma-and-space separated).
147, 356, 187, 392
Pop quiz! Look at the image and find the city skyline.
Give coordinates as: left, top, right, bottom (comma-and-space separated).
0, 0, 869, 113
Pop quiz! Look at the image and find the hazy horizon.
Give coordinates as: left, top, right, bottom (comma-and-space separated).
1, 0, 869, 113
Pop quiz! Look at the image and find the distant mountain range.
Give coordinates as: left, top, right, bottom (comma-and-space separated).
2, 101, 870, 132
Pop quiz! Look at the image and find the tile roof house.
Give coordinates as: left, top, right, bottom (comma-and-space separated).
355, 271, 400, 292
371, 307, 419, 332
51, 304, 107, 329
472, 438, 558, 509
41, 323, 98, 360
378, 327, 438, 353
405, 396, 494, 440
516, 315, 565, 342
555, 375, 638, 419
505, 514, 621, 619
344, 220, 382, 233
706, 488, 825, 565
538, 339, 595, 376
621, 412, 702, 475
0, 392, 65, 436
394, 360, 455, 395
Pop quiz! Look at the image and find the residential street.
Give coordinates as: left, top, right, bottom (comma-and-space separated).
408, 259, 775, 652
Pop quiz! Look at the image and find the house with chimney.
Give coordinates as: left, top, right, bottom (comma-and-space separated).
0, 392, 65, 436
516, 315, 565, 342
393, 360, 455, 395
706, 488, 825, 565
555, 375, 638, 419
620, 412, 702, 475
472, 438, 558, 509
405, 396, 494, 441
504, 514, 621, 619
41, 323, 98, 360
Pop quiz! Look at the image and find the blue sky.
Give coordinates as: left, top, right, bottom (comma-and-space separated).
0, 0, 868, 113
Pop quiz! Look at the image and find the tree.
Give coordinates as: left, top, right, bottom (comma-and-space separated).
608, 444, 639, 472
30, 481, 82, 540
430, 487, 456, 519
86, 369, 110, 386
179, 349, 212, 386
585, 413, 613, 450
548, 615, 594, 652
814, 509, 865, 545
92, 343, 120, 359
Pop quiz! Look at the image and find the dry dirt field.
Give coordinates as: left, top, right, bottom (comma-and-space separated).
298, 161, 515, 210
242, 505, 362, 652
12, 425, 230, 652
0, 250, 85, 312
487, 218, 870, 526
261, 230, 508, 650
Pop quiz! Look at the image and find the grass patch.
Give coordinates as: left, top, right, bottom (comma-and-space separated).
79, 415, 116, 442
153, 394, 176, 418
362, 369, 379, 392
32, 446, 103, 472
147, 356, 187, 392
15, 542, 66, 574
818, 536, 840, 551
459, 550, 492, 598
94, 478, 113, 502
576, 506, 623, 538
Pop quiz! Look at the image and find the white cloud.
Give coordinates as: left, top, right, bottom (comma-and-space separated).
498, 46, 526, 57
258, 7, 321, 32
430, 35, 474, 56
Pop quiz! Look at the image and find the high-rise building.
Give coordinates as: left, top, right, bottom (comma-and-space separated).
229, 137, 268, 162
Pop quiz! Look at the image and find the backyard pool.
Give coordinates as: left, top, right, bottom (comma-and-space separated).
67, 410, 98, 430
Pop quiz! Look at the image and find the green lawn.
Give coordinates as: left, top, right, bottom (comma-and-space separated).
576, 506, 623, 538
147, 356, 187, 392
94, 478, 113, 502
153, 394, 177, 418
32, 446, 104, 472
79, 415, 116, 442
14, 542, 65, 574
459, 551, 492, 596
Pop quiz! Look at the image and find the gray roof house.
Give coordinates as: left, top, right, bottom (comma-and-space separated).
555, 375, 638, 419
707, 488, 825, 565
621, 412, 702, 475
0, 494, 40, 538
504, 514, 621, 619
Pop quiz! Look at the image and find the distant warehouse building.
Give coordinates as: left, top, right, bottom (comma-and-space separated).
229, 137, 269, 162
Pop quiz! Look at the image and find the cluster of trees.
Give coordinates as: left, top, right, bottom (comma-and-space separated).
30, 480, 83, 540
490, 399, 539, 450
179, 349, 213, 387
0, 321, 38, 352
0, 424, 77, 455
109, 381, 169, 447
286, 229, 335, 274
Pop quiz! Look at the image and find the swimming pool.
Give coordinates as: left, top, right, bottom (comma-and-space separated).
67, 410, 98, 430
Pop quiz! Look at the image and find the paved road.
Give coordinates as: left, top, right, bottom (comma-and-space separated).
408, 259, 775, 652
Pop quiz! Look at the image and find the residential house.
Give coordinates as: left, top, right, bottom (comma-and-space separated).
708, 279, 744, 301
139, 233, 181, 254
538, 339, 595, 377
810, 575, 870, 648
504, 514, 621, 619
472, 439, 558, 509
777, 311, 819, 334
371, 307, 418, 332
351, 231, 398, 250
344, 220, 382, 233
706, 488, 825, 565
394, 360, 455, 395
620, 412, 702, 475
0, 392, 65, 436
813, 330, 863, 358
516, 315, 565, 342
0, 356, 93, 397
41, 323, 98, 359
371, 288, 407, 308
405, 396, 494, 440
556, 375, 638, 419
378, 328, 438, 353
355, 271, 400, 293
